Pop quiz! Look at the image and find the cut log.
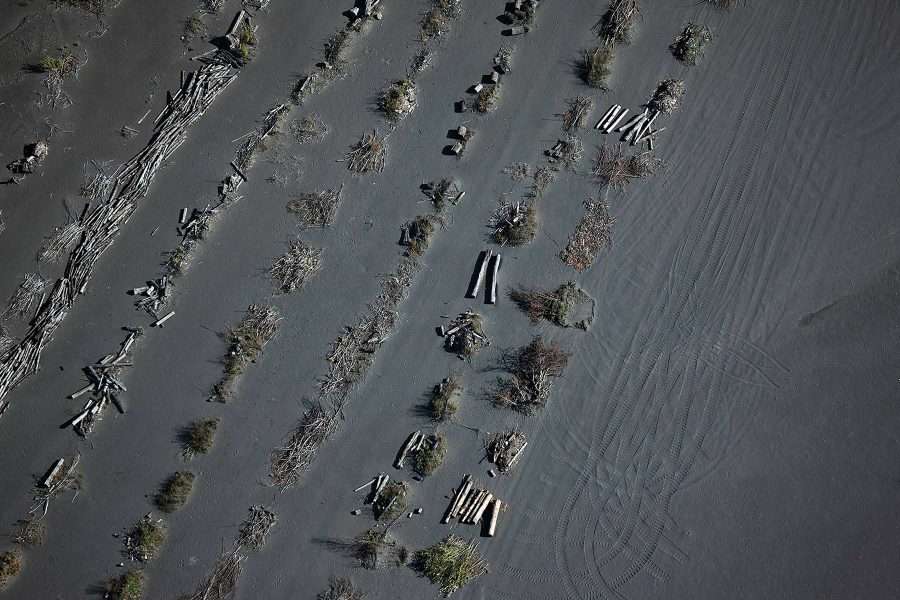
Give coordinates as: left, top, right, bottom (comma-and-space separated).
466, 249, 491, 298
41, 458, 65, 488
485, 253, 501, 304
443, 476, 472, 523
486, 499, 502, 536
354, 477, 377, 493
394, 430, 422, 469
615, 109, 645, 133
151, 311, 175, 328
595, 104, 619, 130
471, 492, 493, 523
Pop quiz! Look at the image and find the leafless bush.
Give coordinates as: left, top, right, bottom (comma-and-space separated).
560, 199, 615, 272
487, 429, 527, 472
648, 78, 685, 114
581, 46, 614, 88
562, 96, 593, 131
237, 505, 277, 550
287, 187, 343, 228
594, 0, 640, 46
345, 130, 387, 173
318, 577, 365, 600
270, 240, 323, 294
493, 337, 570, 414
290, 114, 328, 143
592, 144, 661, 189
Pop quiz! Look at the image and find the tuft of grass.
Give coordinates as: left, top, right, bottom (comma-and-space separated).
414, 433, 446, 476
127, 515, 167, 562
429, 375, 461, 421
0, 550, 22, 589
380, 79, 417, 120
156, 471, 195, 513
213, 305, 281, 401
581, 46, 615, 88
108, 569, 144, 600
345, 130, 387, 174
182, 418, 219, 457
238, 22, 257, 62
414, 536, 487, 596
594, 0, 640, 46
318, 576, 365, 600
373, 481, 408, 521
404, 214, 440, 257
670, 23, 712, 65
510, 281, 589, 327
37, 52, 78, 76
491, 201, 537, 246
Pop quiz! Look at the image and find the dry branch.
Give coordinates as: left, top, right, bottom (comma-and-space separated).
561, 199, 615, 272
561, 96, 593, 131
493, 337, 569, 414
345, 130, 387, 173
287, 186, 343, 228
237, 505, 277, 550
270, 403, 337, 489
270, 240, 323, 294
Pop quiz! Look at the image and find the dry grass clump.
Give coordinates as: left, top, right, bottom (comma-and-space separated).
490, 200, 537, 246
324, 29, 352, 68
0, 550, 22, 589
503, 162, 530, 182
156, 471, 195, 513
380, 79, 418, 120
510, 282, 590, 327
581, 46, 615, 88
373, 481, 408, 521
494, 337, 570, 414
414, 433, 447, 476
595, 0, 640, 46
422, 178, 461, 212
126, 515, 166, 562
671, 23, 712, 65
593, 144, 661, 189
420, 0, 462, 40
108, 569, 144, 600
414, 536, 487, 596
353, 528, 407, 569
487, 429, 527, 472
430, 376, 461, 421
270, 240, 323, 294
345, 130, 387, 173
37, 51, 79, 76
562, 96, 593, 131
13, 519, 46, 546
237, 506, 277, 551
529, 166, 557, 198
561, 199, 615, 272
474, 82, 501, 113
271, 403, 336, 490
403, 214, 440, 257
183, 550, 243, 600
212, 304, 280, 401
648, 78, 685, 114
318, 577, 365, 600
182, 418, 219, 458
287, 187, 343, 228
290, 115, 328, 144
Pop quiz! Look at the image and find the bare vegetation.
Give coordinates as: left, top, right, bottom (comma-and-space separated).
345, 130, 387, 173
380, 79, 418, 120
594, 0, 640, 46
212, 304, 280, 401
182, 418, 219, 458
373, 481, 408, 520
490, 200, 537, 246
430, 375, 461, 421
581, 46, 615, 88
271, 403, 337, 490
414, 433, 447, 476
125, 515, 166, 562
156, 471, 195, 513
414, 536, 487, 596
237, 506, 277, 551
544, 134, 584, 171
493, 337, 570, 414
510, 281, 592, 328
290, 114, 328, 143
420, 0, 462, 40
353, 528, 406, 569
562, 96, 593, 131
487, 429, 527, 472
318, 577, 365, 600
593, 144, 661, 189
270, 240, 323, 294
648, 78, 685, 114
671, 23, 712, 65
443, 312, 489, 358
287, 187, 343, 228
560, 199, 615, 272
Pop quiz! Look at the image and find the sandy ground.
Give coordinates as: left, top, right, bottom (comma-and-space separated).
0, 0, 899, 599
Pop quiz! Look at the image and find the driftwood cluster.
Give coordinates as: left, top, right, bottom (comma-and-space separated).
271, 403, 337, 490
317, 577, 365, 600
561, 96, 594, 131
487, 430, 528, 473
421, 178, 464, 212
380, 79, 418, 120
400, 214, 441, 257
490, 199, 537, 246
561, 199, 615, 272
648, 79, 686, 115
595, 104, 664, 148
544, 134, 584, 170
671, 23, 712, 65
440, 311, 489, 358
270, 240, 323, 294
420, 0, 462, 40
6, 140, 50, 180
395, 430, 447, 476
290, 114, 328, 143
237, 505, 278, 551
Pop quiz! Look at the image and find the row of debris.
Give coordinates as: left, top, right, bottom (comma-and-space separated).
442, 474, 503, 536
465, 250, 501, 304
595, 104, 664, 149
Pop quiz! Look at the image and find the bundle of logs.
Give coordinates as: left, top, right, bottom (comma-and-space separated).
441, 474, 504, 536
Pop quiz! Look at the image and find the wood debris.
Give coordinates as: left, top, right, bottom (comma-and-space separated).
1, 273, 49, 321
271, 403, 337, 490
465, 250, 492, 299
237, 505, 277, 551
544, 134, 583, 170
441, 474, 504, 532
212, 304, 280, 401
561, 198, 615, 272
345, 130, 387, 173
287, 186, 344, 228
487, 430, 528, 472
6, 141, 49, 180
30, 454, 80, 518
420, 178, 462, 212
440, 311, 489, 358
561, 96, 593, 131
269, 240, 323, 294
131, 276, 171, 317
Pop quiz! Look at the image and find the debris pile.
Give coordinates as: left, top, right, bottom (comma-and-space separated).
648, 78, 685, 114
448, 125, 475, 157
544, 134, 583, 170
38, 221, 84, 263
394, 430, 447, 476
345, 130, 387, 173
269, 240, 323, 294
271, 403, 337, 489
130, 276, 171, 316
487, 430, 528, 473
379, 78, 418, 120
29, 455, 80, 519
439, 311, 489, 358
317, 577, 365, 600
421, 178, 464, 212
671, 23, 712, 65
290, 114, 328, 143
493, 336, 570, 414
287, 186, 344, 228
593, 143, 661, 187
124, 515, 167, 562
1, 273, 48, 321
62, 329, 139, 436
400, 214, 440, 257
500, 0, 541, 35
420, 0, 462, 40
6, 141, 50, 181
561, 95, 593, 131
236, 505, 278, 551
595, 0, 640, 46
561, 198, 615, 272
429, 375, 461, 421
490, 198, 536, 246
493, 46, 513, 74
